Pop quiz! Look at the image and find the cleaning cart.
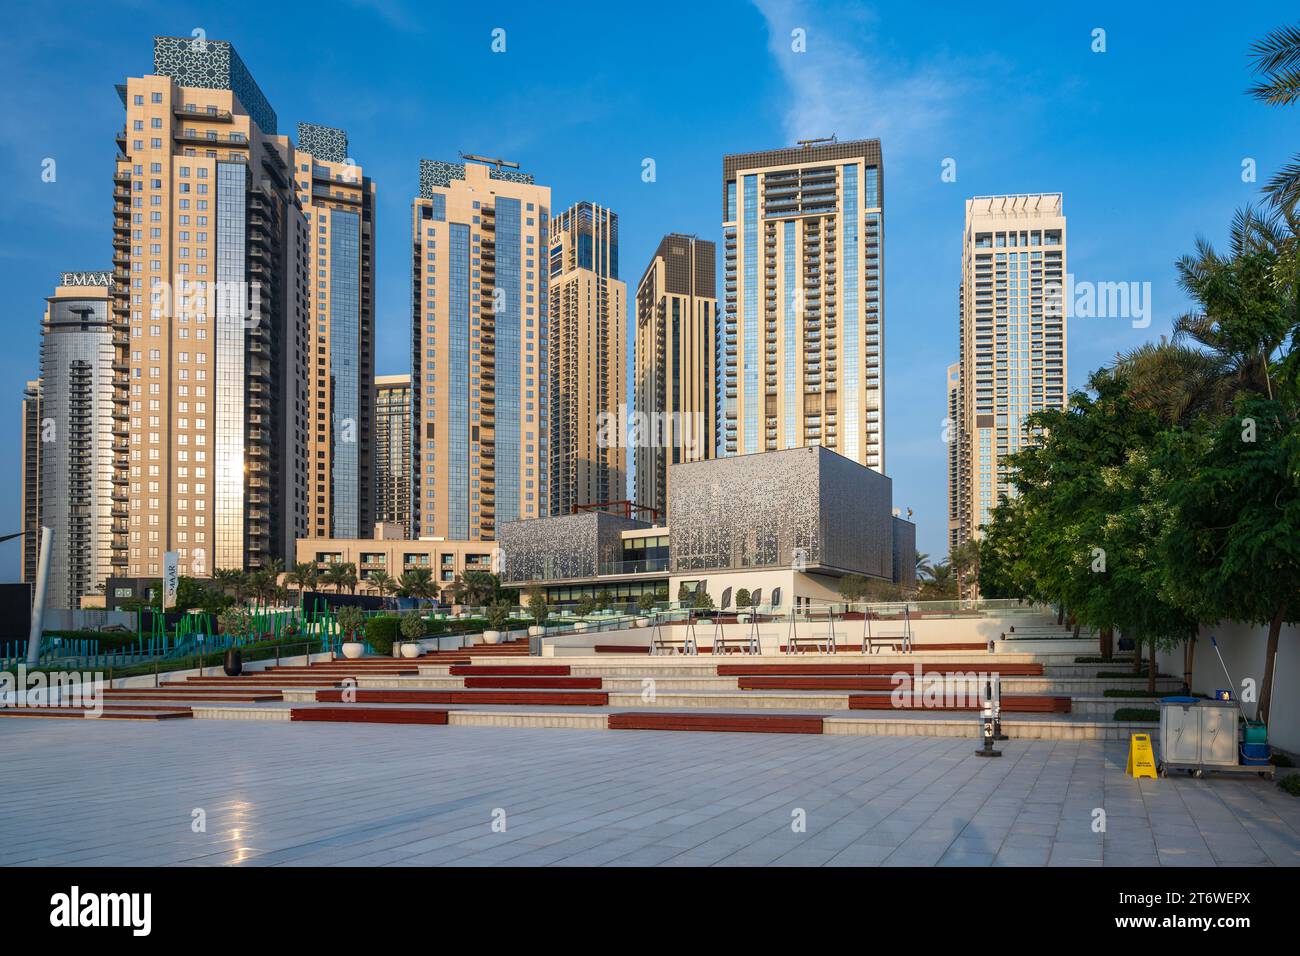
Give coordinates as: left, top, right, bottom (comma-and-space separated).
1156, 637, 1276, 780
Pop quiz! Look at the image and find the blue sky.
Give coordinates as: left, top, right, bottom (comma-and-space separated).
0, 0, 1293, 578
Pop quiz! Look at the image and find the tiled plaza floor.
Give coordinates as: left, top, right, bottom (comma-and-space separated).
1, 719, 1296, 866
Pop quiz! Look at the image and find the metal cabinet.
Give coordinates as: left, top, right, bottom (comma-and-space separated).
1159, 698, 1241, 773
1199, 701, 1239, 767
1160, 700, 1203, 765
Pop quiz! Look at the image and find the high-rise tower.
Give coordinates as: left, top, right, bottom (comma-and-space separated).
720, 138, 884, 470
110, 36, 310, 577
294, 122, 376, 540
374, 373, 412, 532
951, 193, 1067, 544
37, 272, 117, 607
410, 157, 551, 541
634, 234, 716, 521
548, 201, 626, 515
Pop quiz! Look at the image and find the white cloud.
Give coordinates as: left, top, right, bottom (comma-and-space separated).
752, 0, 969, 158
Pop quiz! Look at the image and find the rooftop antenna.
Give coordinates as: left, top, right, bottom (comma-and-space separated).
459, 151, 520, 173
796, 134, 837, 147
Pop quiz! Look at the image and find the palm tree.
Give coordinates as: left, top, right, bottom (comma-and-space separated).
320, 563, 347, 594
396, 567, 436, 602
1249, 23, 1300, 210
367, 569, 397, 601
212, 568, 244, 601
245, 570, 272, 608
950, 539, 982, 603
914, 551, 933, 579
338, 562, 358, 596
451, 569, 500, 608
1109, 206, 1297, 422
284, 561, 318, 603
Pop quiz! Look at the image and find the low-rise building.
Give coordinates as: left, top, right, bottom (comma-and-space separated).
294, 532, 498, 603
500, 445, 915, 609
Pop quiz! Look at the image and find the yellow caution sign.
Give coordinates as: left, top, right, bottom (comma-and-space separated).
1126, 733, 1157, 779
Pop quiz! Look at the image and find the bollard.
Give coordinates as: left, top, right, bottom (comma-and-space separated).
975, 677, 1002, 757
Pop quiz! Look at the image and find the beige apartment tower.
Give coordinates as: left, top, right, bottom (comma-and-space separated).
634, 234, 717, 521
110, 37, 311, 578
721, 139, 884, 470
294, 122, 376, 540
548, 201, 626, 515
951, 193, 1067, 546
374, 373, 412, 532
410, 157, 551, 541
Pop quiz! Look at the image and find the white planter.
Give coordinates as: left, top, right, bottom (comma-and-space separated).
341, 642, 364, 660
400, 643, 421, 659
483, 630, 502, 644
528, 625, 545, 637
635, 618, 650, 628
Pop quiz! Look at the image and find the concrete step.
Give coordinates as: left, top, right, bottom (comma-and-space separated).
187, 701, 1151, 740
0, 707, 191, 720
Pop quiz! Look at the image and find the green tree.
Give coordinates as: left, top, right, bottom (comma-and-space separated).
1249, 23, 1300, 210
914, 551, 933, 579
367, 569, 398, 601
396, 567, 436, 602
949, 539, 982, 601
452, 569, 500, 607
837, 574, 871, 605
284, 561, 319, 603
526, 590, 549, 627
1160, 398, 1300, 724
734, 588, 752, 610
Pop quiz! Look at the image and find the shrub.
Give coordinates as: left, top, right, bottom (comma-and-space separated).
335, 605, 365, 642
735, 588, 751, 609
637, 592, 657, 614
218, 607, 249, 638
1113, 708, 1159, 722
486, 600, 512, 632
364, 615, 400, 655
399, 612, 425, 644
424, 617, 446, 636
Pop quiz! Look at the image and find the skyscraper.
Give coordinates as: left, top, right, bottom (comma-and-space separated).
951, 193, 1067, 544
720, 138, 884, 471
20, 379, 42, 585
111, 36, 310, 578
36, 272, 118, 607
548, 201, 626, 514
374, 373, 412, 532
410, 157, 551, 541
294, 122, 376, 540
946, 361, 962, 555
634, 234, 717, 521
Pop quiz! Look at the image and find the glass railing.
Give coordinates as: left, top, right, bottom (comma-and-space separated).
596, 557, 669, 576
